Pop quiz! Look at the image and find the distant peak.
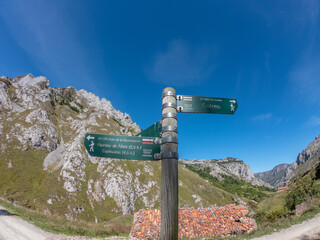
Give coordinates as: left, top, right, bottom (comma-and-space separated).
12, 74, 49, 89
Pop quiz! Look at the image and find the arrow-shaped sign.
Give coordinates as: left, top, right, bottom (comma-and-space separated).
87, 135, 95, 141
84, 133, 161, 161
177, 95, 238, 114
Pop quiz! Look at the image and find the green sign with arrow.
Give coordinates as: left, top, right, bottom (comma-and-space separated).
177, 95, 238, 114
84, 133, 161, 161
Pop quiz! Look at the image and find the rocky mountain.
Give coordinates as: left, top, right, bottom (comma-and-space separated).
1, 74, 260, 223
254, 163, 294, 187
181, 158, 270, 188
255, 135, 320, 187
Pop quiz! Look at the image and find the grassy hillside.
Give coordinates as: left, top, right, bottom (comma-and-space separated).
285, 159, 320, 211
255, 158, 320, 216
185, 164, 274, 202
178, 162, 236, 207
0, 83, 242, 226
249, 159, 320, 238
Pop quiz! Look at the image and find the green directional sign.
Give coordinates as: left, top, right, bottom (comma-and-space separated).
136, 120, 162, 137
84, 134, 161, 161
177, 95, 238, 114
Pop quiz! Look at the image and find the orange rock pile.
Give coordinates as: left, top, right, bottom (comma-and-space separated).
130, 205, 256, 239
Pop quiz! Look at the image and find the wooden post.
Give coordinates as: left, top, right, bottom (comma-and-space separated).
161, 87, 178, 240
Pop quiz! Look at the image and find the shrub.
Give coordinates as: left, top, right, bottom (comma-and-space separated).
69, 106, 79, 113
285, 173, 319, 210
265, 208, 287, 222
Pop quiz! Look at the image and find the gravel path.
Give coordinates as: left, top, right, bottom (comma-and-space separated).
1, 204, 320, 240
0, 205, 127, 240
251, 213, 320, 240
0, 206, 55, 240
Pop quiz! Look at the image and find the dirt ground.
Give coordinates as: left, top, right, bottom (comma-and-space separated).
251, 213, 320, 240
1, 204, 320, 240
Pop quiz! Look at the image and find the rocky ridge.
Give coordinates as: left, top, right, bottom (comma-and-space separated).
181, 158, 271, 188
255, 135, 320, 187
0, 74, 145, 215
1, 74, 257, 222
254, 163, 294, 188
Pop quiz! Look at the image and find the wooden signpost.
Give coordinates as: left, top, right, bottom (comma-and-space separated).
161, 88, 179, 240
84, 87, 238, 240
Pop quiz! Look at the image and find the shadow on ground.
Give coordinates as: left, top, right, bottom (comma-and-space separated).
301, 233, 320, 240
0, 209, 16, 216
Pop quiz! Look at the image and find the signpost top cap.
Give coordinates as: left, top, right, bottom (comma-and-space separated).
162, 87, 176, 99
162, 87, 176, 94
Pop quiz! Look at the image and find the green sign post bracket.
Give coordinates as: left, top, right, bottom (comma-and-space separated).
136, 120, 162, 138
177, 95, 238, 114
84, 133, 161, 161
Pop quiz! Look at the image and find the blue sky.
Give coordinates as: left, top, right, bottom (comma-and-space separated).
1, 0, 320, 172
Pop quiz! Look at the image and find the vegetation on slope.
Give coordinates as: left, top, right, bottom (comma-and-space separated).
0, 198, 132, 237
246, 159, 320, 239
178, 163, 236, 207
285, 160, 320, 211
185, 165, 274, 202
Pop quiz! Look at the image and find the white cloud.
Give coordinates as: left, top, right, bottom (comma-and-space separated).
306, 116, 320, 127
252, 113, 282, 124
147, 39, 216, 86
252, 113, 273, 121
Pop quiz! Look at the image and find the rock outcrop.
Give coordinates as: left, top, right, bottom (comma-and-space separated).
255, 135, 320, 187
0, 74, 156, 218
181, 157, 271, 188
254, 163, 295, 188
0, 74, 252, 222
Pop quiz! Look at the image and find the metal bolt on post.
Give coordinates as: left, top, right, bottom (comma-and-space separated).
161, 87, 179, 240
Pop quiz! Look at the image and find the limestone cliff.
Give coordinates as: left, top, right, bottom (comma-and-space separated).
0, 74, 246, 222
255, 135, 320, 187
181, 158, 271, 188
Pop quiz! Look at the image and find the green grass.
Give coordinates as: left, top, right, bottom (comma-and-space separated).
233, 207, 320, 240
179, 163, 236, 207
255, 191, 287, 214
111, 117, 125, 128
236, 162, 320, 240
0, 198, 132, 237
185, 165, 274, 202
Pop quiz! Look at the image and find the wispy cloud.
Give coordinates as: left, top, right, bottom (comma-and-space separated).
251, 0, 319, 39
0, 0, 108, 91
281, 1, 320, 105
147, 39, 216, 86
252, 113, 282, 124
252, 113, 273, 121
289, 58, 320, 104
306, 116, 320, 127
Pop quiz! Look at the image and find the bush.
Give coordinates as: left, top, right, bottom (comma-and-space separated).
265, 208, 287, 222
285, 174, 319, 210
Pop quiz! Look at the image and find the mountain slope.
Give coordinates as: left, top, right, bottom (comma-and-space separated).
181, 158, 273, 202
181, 158, 270, 187
255, 135, 320, 187
0, 74, 244, 222
254, 163, 294, 187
